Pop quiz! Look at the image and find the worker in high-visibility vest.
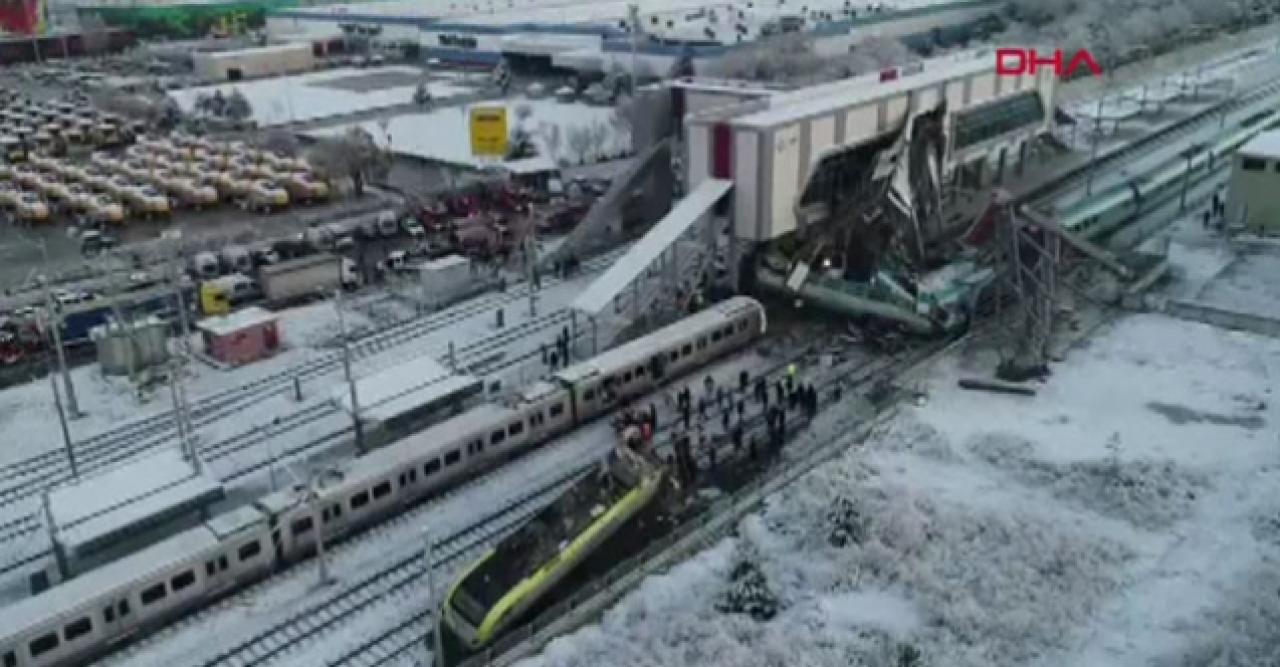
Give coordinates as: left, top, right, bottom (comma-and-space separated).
787, 363, 797, 379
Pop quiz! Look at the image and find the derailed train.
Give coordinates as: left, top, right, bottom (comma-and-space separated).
0, 297, 767, 667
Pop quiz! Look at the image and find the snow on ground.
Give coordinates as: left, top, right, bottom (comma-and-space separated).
0, 261, 615, 593
100, 339, 780, 667
516, 312, 1280, 664
167, 66, 473, 127
308, 97, 631, 170
0, 297, 374, 471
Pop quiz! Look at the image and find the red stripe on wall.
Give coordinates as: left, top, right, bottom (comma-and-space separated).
712, 123, 732, 179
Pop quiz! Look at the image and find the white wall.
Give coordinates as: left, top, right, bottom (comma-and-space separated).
732, 128, 760, 240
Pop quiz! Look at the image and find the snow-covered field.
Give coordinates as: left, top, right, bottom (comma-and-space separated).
307, 97, 631, 170
167, 66, 473, 127
517, 307, 1280, 667
510, 195, 1280, 667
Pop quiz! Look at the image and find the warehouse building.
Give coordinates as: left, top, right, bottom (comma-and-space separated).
193, 42, 316, 81
266, 0, 997, 71
1228, 129, 1280, 235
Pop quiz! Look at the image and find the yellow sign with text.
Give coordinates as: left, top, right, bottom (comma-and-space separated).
469, 106, 508, 157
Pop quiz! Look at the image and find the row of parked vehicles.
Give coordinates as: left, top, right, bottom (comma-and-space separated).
0, 129, 334, 225
129, 133, 330, 212
0, 92, 134, 160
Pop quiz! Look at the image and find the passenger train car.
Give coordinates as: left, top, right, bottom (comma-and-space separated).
1055, 108, 1280, 239
0, 297, 767, 667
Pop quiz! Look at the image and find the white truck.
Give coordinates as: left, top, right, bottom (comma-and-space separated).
258, 253, 360, 305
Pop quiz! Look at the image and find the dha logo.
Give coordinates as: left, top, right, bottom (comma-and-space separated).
996, 48, 1103, 78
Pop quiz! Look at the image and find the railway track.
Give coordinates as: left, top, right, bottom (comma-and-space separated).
0, 308, 585, 579
0, 251, 616, 513
310, 339, 918, 667
196, 467, 585, 667
1025, 58, 1280, 209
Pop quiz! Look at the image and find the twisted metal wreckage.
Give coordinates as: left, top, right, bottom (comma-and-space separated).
754, 100, 1004, 335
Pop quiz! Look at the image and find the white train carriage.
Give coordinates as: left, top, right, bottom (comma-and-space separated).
260, 395, 576, 560
0, 507, 272, 667
553, 296, 768, 422
0, 297, 770, 667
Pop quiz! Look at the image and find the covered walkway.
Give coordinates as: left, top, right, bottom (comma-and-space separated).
571, 178, 733, 352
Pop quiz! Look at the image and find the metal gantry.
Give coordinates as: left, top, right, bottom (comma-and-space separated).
992, 192, 1060, 379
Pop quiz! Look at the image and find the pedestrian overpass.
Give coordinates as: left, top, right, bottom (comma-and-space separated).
569, 178, 733, 355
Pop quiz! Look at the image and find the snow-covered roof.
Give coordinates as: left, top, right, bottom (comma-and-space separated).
670, 77, 790, 96
731, 50, 993, 129
0, 523, 222, 646
1240, 130, 1280, 159
168, 67, 472, 128
335, 354, 448, 412
573, 178, 732, 316
304, 97, 630, 171
196, 306, 278, 337
336, 367, 483, 425
49, 449, 224, 555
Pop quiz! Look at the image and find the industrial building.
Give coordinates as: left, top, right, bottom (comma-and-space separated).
192, 41, 315, 81
1228, 129, 1280, 235
568, 47, 1057, 346
266, 0, 997, 70
684, 48, 1056, 241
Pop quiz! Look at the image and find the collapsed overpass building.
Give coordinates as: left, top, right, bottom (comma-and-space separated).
681, 49, 1059, 332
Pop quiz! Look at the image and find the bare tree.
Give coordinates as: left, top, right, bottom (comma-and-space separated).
257, 129, 300, 156
223, 90, 252, 125
585, 120, 610, 162
413, 82, 432, 106
307, 126, 390, 197
566, 125, 593, 165
537, 122, 563, 164
514, 103, 533, 124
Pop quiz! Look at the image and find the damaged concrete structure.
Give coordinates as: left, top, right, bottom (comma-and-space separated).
682, 49, 1057, 333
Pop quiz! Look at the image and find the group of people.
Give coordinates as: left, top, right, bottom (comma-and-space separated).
615, 403, 658, 451
658, 364, 822, 488
540, 326, 573, 371
1202, 190, 1227, 229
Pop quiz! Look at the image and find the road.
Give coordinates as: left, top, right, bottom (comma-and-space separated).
0, 194, 397, 311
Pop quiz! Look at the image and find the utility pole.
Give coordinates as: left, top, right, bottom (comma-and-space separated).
1084, 94, 1105, 196
23, 235, 81, 419
424, 528, 444, 667
41, 310, 78, 480
168, 359, 191, 464
334, 287, 365, 453
526, 208, 538, 317
628, 3, 641, 92
43, 284, 80, 419
265, 419, 279, 492
166, 233, 192, 353
312, 486, 331, 586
